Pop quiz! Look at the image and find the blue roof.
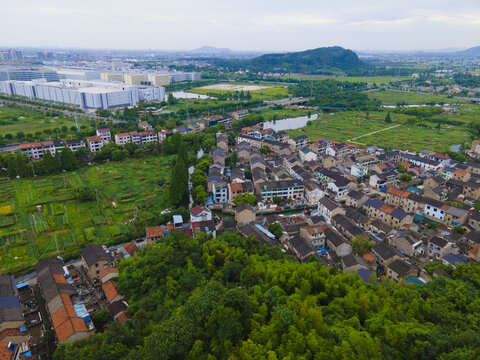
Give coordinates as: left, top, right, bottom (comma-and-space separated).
254, 224, 276, 239
356, 268, 374, 282
443, 253, 468, 266
0, 296, 20, 309
365, 198, 383, 209
16, 281, 29, 289
391, 209, 408, 220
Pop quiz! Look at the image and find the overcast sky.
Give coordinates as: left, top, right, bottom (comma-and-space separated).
2, 0, 480, 51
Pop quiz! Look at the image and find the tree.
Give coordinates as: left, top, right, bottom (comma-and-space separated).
259, 146, 270, 155
400, 173, 412, 182
351, 234, 375, 256
169, 155, 189, 206
385, 112, 392, 123
43, 151, 58, 174
427, 222, 438, 230
192, 185, 208, 205
112, 149, 128, 162
60, 147, 78, 171
234, 193, 256, 206
74, 147, 89, 162
92, 310, 112, 332
167, 92, 177, 105
272, 196, 283, 205
268, 223, 283, 239
230, 151, 238, 169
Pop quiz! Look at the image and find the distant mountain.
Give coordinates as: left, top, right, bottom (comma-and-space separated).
455, 46, 480, 57
218, 46, 366, 74
190, 46, 232, 54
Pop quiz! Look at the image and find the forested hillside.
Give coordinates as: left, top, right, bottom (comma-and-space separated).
218, 47, 366, 74
54, 231, 480, 360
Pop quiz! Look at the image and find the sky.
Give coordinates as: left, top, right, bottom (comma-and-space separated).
2, 0, 480, 52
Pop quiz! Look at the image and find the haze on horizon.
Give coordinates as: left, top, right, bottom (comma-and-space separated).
2, 0, 480, 52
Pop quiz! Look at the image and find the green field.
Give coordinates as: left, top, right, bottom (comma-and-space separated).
188, 84, 291, 101
0, 156, 173, 274
286, 109, 471, 153
367, 90, 469, 105
0, 104, 77, 136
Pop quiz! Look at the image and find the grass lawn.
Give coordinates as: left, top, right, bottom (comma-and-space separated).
0, 156, 173, 274
367, 90, 469, 106
286, 109, 472, 153
0, 104, 78, 136
188, 84, 291, 101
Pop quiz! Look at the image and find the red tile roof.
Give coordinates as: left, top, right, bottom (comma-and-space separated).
146, 226, 163, 238
190, 205, 205, 216
387, 187, 410, 198
124, 242, 138, 257
102, 280, 120, 303
99, 267, 119, 280
87, 136, 102, 141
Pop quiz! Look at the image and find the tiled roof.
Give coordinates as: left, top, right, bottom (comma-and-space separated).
146, 226, 163, 238
99, 267, 119, 280
387, 187, 410, 198
102, 280, 119, 303
124, 242, 138, 257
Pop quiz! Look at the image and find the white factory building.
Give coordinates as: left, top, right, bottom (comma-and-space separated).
0, 79, 165, 109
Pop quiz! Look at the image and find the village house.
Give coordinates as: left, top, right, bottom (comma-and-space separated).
385, 187, 411, 209
443, 206, 469, 227
65, 139, 86, 152
325, 227, 352, 257
391, 231, 425, 257
372, 242, 404, 269
299, 224, 329, 248
341, 254, 370, 274
81, 244, 113, 279
288, 236, 315, 262
304, 182, 325, 204
35, 258, 90, 344
386, 259, 418, 282
260, 180, 305, 201
427, 236, 455, 259
345, 190, 368, 208
190, 205, 212, 223
363, 199, 413, 229
235, 204, 256, 225
0, 276, 25, 346
191, 220, 217, 237
96, 128, 111, 143
332, 214, 365, 239
138, 121, 153, 131
318, 197, 346, 223
468, 211, 480, 230
299, 148, 317, 162
228, 181, 254, 204
145, 226, 163, 244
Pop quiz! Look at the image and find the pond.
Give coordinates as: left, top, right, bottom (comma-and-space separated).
263, 114, 318, 131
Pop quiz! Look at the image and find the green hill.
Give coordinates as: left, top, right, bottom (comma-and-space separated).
219, 46, 366, 74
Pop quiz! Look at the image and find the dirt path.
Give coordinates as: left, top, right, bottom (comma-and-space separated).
348, 124, 401, 142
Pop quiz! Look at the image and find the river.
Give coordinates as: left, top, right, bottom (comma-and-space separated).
263, 113, 318, 131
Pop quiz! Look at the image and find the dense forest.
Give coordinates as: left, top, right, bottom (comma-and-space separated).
54, 231, 480, 360
217, 47, 367, 74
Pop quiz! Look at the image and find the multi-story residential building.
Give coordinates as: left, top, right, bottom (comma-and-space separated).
65, 139, 86, 152
325, 227, 352, 257
363, 199, 413, 228
468, 211, 480, 230
385, 187, 411, 209
304, 182, 325, 204
228, 181, 254, 204
129, 131, 141, 145
423, 198, 449, 222
20, 141, 55, 160
81, 244, 113, 280
299, 224, 329, 248
212, 181, 229, 203
386, 259, 418, 282
87, 136, 104, 152
260, 180, 305, 201
115, 133, 131, 145
96, 128, 111, 143
140, 130, 158, 144
158, 129, 173, 142
318, 197, 346, 223
138, 121, 153, 131
403, 154, 443, 172
443, 206, 468, 227
427, 236, 454, 259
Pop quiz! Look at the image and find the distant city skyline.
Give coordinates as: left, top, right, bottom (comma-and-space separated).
2, 0, 480, 52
